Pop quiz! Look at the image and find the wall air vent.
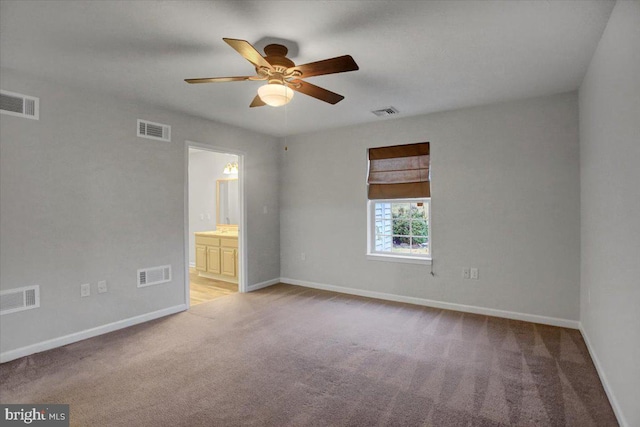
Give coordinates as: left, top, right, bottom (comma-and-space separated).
371, 107, 399, 117
137, 265, 172, 288
0, 285, 40, 315
137, 119, 171, 142
0, 90, 39, 120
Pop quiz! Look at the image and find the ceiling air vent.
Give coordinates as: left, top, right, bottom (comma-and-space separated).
137, 265, 172, 288
1, 285, 40, 315
371, 106, 399, 117
137, 119, 171, 142
1, 90, 39, 120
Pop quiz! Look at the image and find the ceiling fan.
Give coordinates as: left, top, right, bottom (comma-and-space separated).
185, 38, 359, 108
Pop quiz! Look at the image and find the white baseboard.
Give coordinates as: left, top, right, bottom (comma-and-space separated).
280, 277, 580, 329
247, 278, 280, 292
0, 304, 188, 364
579, 324, 627, 427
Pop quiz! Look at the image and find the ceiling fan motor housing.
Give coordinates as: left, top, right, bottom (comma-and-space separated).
261, 44, 297, 82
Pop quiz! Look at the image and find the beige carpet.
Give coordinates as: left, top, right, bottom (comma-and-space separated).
0, 284, 617, 426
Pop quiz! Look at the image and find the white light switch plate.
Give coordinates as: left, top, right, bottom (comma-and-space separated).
97, 280, 108, 294
81, 283, 90, 297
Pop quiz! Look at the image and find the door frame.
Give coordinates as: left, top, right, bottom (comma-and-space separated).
184, 140, 248, 308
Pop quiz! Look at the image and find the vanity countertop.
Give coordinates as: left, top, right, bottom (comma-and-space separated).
194, 230, 238, 238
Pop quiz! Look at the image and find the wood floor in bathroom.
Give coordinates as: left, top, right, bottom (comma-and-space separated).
189, 268, 238, 306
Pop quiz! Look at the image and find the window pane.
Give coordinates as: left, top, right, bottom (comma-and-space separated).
375, 202, 392, 219
410, 203, 427, 219
391, 237, 411, 253
411, 220, 428, 237
375, 234, 392, 252
375, 219, 392, 236
392, 203, 410, 218
410, 237, 430, 255
393, 219, 410, 237
393, 234, 410, 244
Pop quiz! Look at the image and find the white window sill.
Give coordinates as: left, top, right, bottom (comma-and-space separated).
366, 253, 432, 265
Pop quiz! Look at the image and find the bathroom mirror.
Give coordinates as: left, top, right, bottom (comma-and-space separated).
217, 178, 239, 227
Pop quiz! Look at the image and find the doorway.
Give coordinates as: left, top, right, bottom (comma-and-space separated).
185, 143, 246, 307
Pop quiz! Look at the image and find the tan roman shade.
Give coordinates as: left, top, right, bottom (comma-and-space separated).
367, 142, 430, 199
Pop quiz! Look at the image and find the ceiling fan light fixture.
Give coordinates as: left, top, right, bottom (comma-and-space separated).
257, 83, 294, 107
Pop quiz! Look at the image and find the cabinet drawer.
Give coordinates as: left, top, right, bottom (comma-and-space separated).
196, 236, 220, 247
220, 238, 238, 248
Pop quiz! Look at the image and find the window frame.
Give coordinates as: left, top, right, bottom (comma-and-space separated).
366, 197, 432, 265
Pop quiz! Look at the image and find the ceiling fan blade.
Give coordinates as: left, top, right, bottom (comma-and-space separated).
223, 38, 273, 70
185, 76, 254, 84
287, 55, 359, 79
288, 79, 345, 105
249, 95, 266, 108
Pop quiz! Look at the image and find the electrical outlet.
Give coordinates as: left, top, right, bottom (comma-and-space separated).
463, 268, 470, 279
97, 280, 108, 294
470, 268, 479, 280
301, 252, 306, 261
81, 283, 90, 297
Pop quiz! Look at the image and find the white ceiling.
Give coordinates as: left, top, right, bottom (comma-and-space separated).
0, 0, 615, 137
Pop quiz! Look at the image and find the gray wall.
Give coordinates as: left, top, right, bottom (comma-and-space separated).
280, 91, 580, 321
0, 69, 280, 354
579, 1, 640, 426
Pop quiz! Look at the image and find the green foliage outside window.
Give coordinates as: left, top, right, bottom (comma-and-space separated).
392, 203, 428, 245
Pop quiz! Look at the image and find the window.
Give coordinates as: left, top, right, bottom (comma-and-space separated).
366, 142, 431, 264
369, 199, 430, 261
